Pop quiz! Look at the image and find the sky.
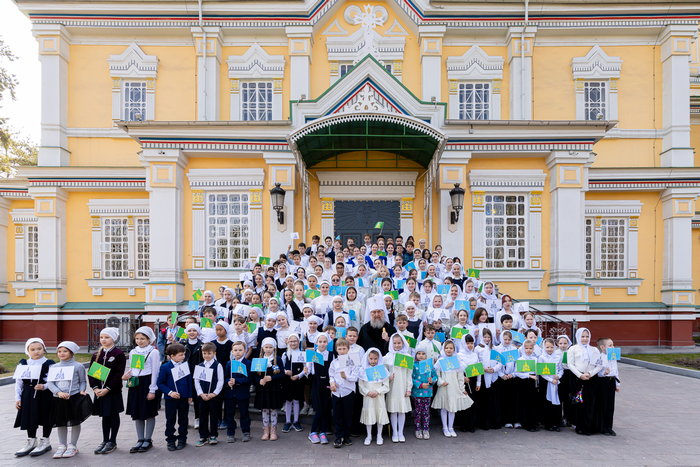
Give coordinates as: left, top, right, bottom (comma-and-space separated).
0, 0, 41, 143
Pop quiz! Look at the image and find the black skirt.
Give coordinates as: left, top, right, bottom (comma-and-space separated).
93, 388, 125, 417
283, 377, 306, 403
14, 385, 53, 430
51, 393, 93, 427
125, 375, 160, 420
254, 380, 284, 410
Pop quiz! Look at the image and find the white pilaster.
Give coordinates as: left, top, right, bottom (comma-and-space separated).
29, 186, 68, 306
249, 189, 264, 259
0, 199, 9, 306
506, 26, 536, 120
321, 198, 334, 242
419, 25, 445, 101
141, 149, 187, 309
546, 151, 591, 306
192, 27, 223, 120
33, 25, 71, 166
400, 198, 414, 240
287, 26, 312, 100
660, 25, 697, 167
661, 188, 697, 306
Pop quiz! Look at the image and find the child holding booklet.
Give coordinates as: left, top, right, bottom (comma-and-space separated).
307, 332, 334, 445
281, 333, 306, 433
514, 340, 540, 432
596, 337, 620, 436
383, 333, 413, 443
412, 341, 437, 439
329, 338, 360, 448
538, 338, 563, 431
157, 343, 193, 451
432, 339, 472, 438
47, 341, 90, 459
252, 337, 285, 441
359, 347, 390, 446
223, 341, 252, 443
194, 342, 224, 446
13, 338, 55, 458
89, 328, 126, 455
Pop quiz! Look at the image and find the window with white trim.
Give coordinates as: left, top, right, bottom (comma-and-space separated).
123, 81, 147, 121
207, 193, 250, 269
484, 194, 527, 269
241, 82, 272, 121
584, 218, 593, 278
25, 225, 39, 281
136, 218, 150, 279
458, 82, 490, 120
583, 81, 606, 121
339, 63, 354, 77
585, 217, 627, 278
103, 218, 129, 278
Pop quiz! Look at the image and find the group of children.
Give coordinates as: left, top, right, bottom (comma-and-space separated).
13, 234, 621, 457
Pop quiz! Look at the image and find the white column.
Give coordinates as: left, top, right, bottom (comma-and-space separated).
286, 26, 312, 100
321, 198, 334, 241
192, 27, 223, 121
661, 189, 697, 305
141, 149, 186, 310
400, 198, 414, 239
0, 199, 9, 306
660, 25, 697, 167
33, 25, 70, 166
249, 189, 263, 259
507, 26, 536, 120
419, 26, 446, 101
29, 187, 68, 306
546, 151, 591, 307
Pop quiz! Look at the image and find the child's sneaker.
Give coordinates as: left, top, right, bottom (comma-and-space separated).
398, 433, 406, 443
307, 407, 315, 416
292, 422, 304, 432
363, 436, 372, 446
62, 444, 78, 458
242, 433, 251, 442
376, 436, 383, 446
300, 403, 310, 415
208, 437, 218, 445
342, 437, 353, 446
227, 436, 235, 443
176, 440, 186, 450
333, 439, 343, 448
194, 419, 200, 429
52, 445, 66, 459
391, 433, 399, 443
504, 423, 513, 428
319, 433, 328, 445
415, 430, 423, 439
195, 438, 208, 447
282, 422, 292, 433
514, 423, 522, 429
308, 432, 320, 444
422, 430, 430, 440
167, 443, 176, 451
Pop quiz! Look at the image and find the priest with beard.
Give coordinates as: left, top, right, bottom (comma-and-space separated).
358, 299, 397, 353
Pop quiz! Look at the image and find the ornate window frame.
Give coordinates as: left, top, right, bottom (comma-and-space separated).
584, 200, 642, 295
228, 45, 284, 120
469, 170, 546, 290
87, 199, 150, 296
447, 46, 504, 120
108, 43, 158, 121
10, 209, 38, 296
572, 45, 622, 121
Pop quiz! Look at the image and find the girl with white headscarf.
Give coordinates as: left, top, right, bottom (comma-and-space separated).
252, 337, 285, 441
14, 338, 54, 458
383, 333, 413, 443
431, 339, 472, 437
538, 337, 564, 431
358, 347, 390, 446
567, 327, 602, 435
89, 328, 127, 455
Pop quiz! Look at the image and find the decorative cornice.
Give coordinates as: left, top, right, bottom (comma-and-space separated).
572, 45, 622, 80
187, 168, 264, 189
446, 45, 504, 81
445, 138, 596, 152
584, 200, 643, 216
228, 44, 285, 79
469, 170, 546, 188
108, 43, 158, 79
10, 209, 37, 224
140, 137, 290, 152
0, 187, 30, 198
88, 198, 149, 215
589, 168, 700, 191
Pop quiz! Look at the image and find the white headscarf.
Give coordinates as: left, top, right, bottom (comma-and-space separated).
100, 327, 119, 344
57, 340, 80, 355
574, 327, 595, 362
24, 337, 46, 356
557, 334, 572, 348
135, 325, 156, 344
385, 332, 410, 359
260, 337, 277, 364
215, 321, 231, 337
359, 347, 385, 381
436, 339, 467, 372
185, 323, 201, 335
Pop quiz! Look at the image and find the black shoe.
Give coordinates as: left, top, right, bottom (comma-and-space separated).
94, 442, 106, 455
129, 440, 144, 453
333, 439, 343, 448
342, 438, 353, 446
608, 430, 617, 437
552, 427, 561, 432
137, 439, 153, 452
167, 443, 177, 451
176, 440, 186, 450
101, 442, 117, 454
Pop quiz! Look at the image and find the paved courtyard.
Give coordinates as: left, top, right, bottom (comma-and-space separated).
1, 363, 698, 466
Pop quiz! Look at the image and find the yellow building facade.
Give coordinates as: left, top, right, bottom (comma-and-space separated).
1, 0, 699, 346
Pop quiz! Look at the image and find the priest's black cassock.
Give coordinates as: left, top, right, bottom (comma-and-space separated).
358, 321, 397, 354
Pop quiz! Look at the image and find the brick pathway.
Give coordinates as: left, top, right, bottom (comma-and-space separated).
1, 363, 698, 466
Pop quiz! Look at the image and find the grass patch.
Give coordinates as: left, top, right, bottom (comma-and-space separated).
0, 353, 93, 377
626, 353, 700, 371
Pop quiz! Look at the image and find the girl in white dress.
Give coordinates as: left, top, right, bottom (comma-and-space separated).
383, 334, 413, 443
431, 339, 473, 437
358, 348, 390, 446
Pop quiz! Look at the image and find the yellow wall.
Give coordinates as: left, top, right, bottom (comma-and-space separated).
592, 138, 661, 168
691, 123, 700, 167
6, 199, 36, 304
68, 137, 143, 167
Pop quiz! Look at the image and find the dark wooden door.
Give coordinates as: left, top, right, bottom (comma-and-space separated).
334, 200, 400, 246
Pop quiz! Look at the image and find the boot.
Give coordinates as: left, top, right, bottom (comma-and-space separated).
30, 438, 52, 457
269, 426, 278, 441
15, 438, 37, 457
261, 426, 270, 441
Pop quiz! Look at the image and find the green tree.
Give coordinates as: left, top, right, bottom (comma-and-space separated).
0, 37, 37, 177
